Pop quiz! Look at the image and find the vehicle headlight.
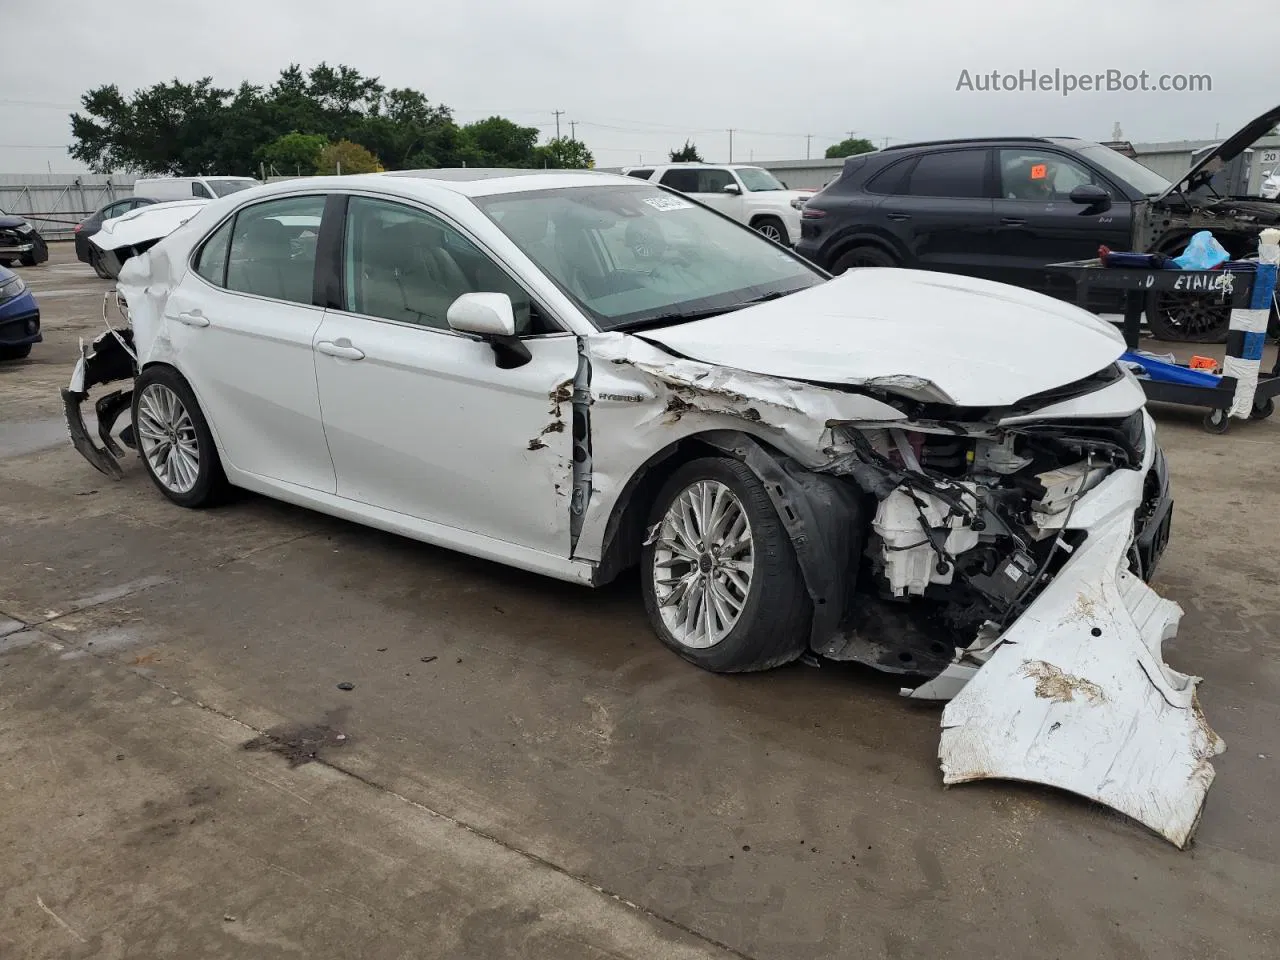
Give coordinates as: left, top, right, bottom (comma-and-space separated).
0, 275, 27, 302
790, 197, 808, 210
14, 221, 33, 234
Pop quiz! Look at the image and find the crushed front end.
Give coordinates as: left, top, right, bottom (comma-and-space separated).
811, 403, 1218, 847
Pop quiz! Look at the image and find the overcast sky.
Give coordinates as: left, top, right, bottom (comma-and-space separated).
1, 0, 1273, 176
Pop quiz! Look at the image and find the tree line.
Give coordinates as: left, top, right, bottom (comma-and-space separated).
69, 62, 594, 177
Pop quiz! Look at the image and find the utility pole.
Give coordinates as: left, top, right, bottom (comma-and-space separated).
806, 134, 812, 160
882, 136, 889, 149
553, 109, 564, 139
728, 128, 735, 162
569, 120, 577, 141
848, 131, 856, 142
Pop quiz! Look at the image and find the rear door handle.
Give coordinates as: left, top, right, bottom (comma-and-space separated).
886, 213, 911, 222
1000, 217, 1027, 226
176, 310, 209, 327
316, 339, 365, 361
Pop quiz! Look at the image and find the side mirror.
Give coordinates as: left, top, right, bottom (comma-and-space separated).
723, 183, 742, 195
447, 292, 531, 369
1069, 184, 1111, 211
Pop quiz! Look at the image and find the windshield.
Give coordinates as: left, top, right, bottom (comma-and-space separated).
1071, 144, 1172, 196
735, 167, 786, 192
474, 184, 824, 331
209, 179, 260, 197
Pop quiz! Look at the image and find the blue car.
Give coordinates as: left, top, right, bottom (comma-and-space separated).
0, 263, 40, 360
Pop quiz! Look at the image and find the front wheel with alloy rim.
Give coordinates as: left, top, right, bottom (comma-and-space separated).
752, 217, 788, 245
132, 366, 230, 507
1146, 290, 1230, 342
640, 457, 811, 673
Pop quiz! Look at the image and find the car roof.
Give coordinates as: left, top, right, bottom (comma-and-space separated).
248, 169, 645, 199
880, 136, 1091, 152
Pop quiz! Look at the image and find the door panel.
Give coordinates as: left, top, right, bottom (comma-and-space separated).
313, 314, 579, 555
164, 194, 335, 491
990, 149, 1132, 304
314, 193, 579, 557
883, 149, 998, 279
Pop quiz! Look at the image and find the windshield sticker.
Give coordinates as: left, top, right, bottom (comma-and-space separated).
643, 196, 694, 211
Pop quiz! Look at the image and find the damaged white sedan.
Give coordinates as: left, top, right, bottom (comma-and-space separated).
63, 170, 1221, 846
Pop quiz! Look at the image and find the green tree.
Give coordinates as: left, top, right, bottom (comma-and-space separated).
69, 62, 472, 175
824, 137, 877, 159
458, 116, 540, 167
534, 137, 594, 169
669, 139, 703, 162
317, 140, 382, 174
259, 131, 329, 175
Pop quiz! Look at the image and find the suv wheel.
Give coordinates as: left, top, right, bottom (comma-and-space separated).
1146, 290, 1230, 343
752, 216, 788, 245
830, 245, 897, 274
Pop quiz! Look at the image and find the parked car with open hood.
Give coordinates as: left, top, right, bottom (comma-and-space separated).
797, 103, 1280, 342
75, 196, 157, 277
0, 263, 40, 360
62, 168, 1219, 848
0, 208, 49, 268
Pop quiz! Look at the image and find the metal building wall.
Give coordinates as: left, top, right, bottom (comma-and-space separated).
0, 174, 138, 240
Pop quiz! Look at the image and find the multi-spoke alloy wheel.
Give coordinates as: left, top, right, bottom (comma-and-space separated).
640, 458, 812, 673
652, 480, 755, 649
136, 382, 201, 494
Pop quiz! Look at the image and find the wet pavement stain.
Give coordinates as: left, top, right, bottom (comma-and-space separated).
242, 708, 351, 767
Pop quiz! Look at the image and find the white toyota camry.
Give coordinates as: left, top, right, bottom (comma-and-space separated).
65, 169, 1220, 846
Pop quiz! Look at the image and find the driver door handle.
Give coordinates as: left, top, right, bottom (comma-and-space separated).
886, 213, 911, 222
176, 310, 209, 327
316, 339, 365, 361
1000, 217, 1027, 226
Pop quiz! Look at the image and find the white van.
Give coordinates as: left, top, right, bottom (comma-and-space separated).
132, 176, 261, 202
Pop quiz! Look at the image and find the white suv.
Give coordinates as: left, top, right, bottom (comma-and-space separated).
621, 163, 810, 246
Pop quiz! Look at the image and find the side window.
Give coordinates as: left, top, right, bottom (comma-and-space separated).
904, 150, 988, 198
626, 169, 654, 180
865, 159, 914, 195
193, 218, 233, 286
998, 149, 1110, 201
102, 200, 131, 218
191, 182, 213, 199
659, 169, 699, 193
696, 169, 735, 193
224, 195, 325, 304
342, 196, 550, 335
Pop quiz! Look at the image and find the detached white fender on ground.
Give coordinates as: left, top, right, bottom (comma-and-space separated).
932, 464, 1224, 849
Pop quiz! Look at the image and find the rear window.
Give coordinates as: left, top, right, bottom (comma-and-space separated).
902, 150, 988, 198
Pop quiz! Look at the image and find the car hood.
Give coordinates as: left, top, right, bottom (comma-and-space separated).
90, 199, 209, 252
635, 268, 1127, 408
0, 263, 15, 284
0, 215, 28, 230
1156, 101, 1280, 201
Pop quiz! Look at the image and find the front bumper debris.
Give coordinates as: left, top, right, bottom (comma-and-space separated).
62, 325, 137, 478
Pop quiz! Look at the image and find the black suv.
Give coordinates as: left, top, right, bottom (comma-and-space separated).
796, 105, 1280, 341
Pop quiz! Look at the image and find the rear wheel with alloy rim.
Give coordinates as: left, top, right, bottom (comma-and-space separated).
1146, 290, 1230, 342
132, 366, 229, 507
641, 457, 811, 673
830, 245, 897, 274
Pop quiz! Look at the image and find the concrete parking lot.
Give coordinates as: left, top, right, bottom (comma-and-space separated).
2, 244, 1278, 959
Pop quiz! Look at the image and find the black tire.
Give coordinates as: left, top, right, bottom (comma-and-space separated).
132, 365, 230, 508
19, 253, 38, 267
1146, 290, 1230, 343
0, 259, 11, 268
640, 456, 811, 673
1203, 408, 1230, 434
1250, 397, 1275, 421
751, 216, 788, 245
830, 245, 897, 275
0, 343, 32, 361
90, 248, 113, 280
